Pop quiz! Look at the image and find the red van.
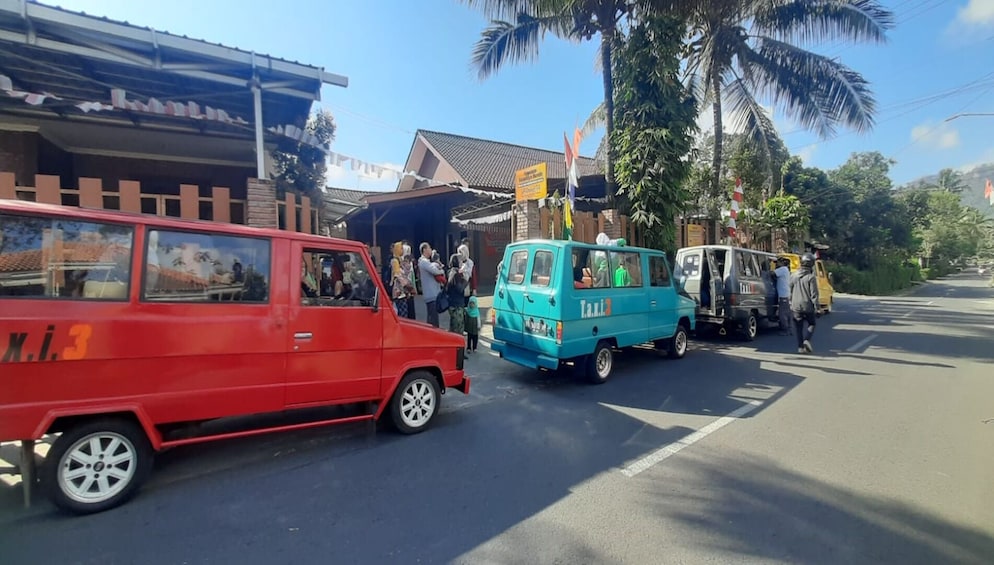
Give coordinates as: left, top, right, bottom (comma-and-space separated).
0, 199, 469, 514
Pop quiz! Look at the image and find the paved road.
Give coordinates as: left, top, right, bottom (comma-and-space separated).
2, 273, 993, 564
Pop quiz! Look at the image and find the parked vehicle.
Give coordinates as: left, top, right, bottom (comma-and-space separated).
0, 199, 469, 514
674, 245, 779, 340
778, 253, 835, 314
490, 239, 696, 384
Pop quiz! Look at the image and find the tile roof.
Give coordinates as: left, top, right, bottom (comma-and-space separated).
0, 242, 128, 273
417, 130, 603, 192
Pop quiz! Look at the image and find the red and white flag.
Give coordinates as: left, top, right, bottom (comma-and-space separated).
729, 178, 744, 238
985, 178, 993, 206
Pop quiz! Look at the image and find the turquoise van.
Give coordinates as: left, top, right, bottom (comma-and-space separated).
490, 239, 697, 384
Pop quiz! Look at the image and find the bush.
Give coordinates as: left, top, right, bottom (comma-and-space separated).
826, 259, 922, 295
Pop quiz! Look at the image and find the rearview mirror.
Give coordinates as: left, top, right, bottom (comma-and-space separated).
828, 272, 834, 284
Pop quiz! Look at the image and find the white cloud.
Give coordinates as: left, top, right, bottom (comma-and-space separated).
957, 0, 994, 25
910, 121, 961, 150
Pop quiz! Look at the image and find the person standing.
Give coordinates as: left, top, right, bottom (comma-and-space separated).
465, 293, 480, 354
402, 241, 417, 320
446, 253, 468, 336
775, 258, 792, 336
789, 253, 820, 353
457, 243, 474, 307
418, 242, 444, 328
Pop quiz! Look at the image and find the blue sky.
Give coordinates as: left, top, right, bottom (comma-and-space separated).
47, 0, 994, 191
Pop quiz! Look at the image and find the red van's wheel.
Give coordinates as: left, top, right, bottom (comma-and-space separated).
390, 371, 441, 434
42, 418, 153, 515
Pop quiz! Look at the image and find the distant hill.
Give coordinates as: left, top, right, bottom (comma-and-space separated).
900, 163, 994, 218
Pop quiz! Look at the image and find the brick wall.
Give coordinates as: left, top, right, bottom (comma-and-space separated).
246, 178, 278, 228
513, 200, 541, 241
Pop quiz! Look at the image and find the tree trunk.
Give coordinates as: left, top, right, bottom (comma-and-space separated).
600, 33, 616, 208
711, 71, 723, 213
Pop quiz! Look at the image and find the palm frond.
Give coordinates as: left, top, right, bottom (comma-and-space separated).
459, 0, 536, 20
581, 101, 606, 138
752, 0, 893, 46
470, 14, 574, 80
722, 75, 780, 184
745, 37, 876, 138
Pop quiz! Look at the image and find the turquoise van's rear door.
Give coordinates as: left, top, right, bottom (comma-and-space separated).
494, 248, 528, 345
521, 247, 558, 349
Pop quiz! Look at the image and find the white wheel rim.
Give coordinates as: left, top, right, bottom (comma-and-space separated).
58, 432, 137, 504
748, 317, 757, 336
400, 379, 436, 428
675, 330, 687, 356
596, 347, 612, 377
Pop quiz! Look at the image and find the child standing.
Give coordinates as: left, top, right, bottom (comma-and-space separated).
465, 293, 480, 354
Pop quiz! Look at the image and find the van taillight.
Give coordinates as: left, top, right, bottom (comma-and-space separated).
556, 321, 563, 344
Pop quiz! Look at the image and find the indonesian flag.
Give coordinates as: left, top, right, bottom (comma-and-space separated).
729, 177, 743, 238
563, 132, 579, 240
985, 178, 993, 206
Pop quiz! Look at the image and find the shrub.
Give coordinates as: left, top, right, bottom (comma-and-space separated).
826, 259, 922, 295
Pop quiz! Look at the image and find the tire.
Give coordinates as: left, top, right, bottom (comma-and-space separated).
42, 418, 153, 515
389, 371, 441, 435
741, 313, 758, 341
585, 341, 614, 385
668, 324, 689, 359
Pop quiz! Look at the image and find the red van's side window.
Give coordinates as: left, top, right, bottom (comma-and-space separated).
0, 213, 133, 300
301, 248, 377, 308
143, 229, 271, 303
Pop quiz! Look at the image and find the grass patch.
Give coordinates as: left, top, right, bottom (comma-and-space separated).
827, 260, 923, 295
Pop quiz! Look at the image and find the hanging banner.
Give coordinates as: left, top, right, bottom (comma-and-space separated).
514, 162, 548, 202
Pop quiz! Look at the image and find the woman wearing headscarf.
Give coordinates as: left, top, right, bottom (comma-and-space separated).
446, 253, 468, 335
457, 243, 474, 307
389, 241, 414, 317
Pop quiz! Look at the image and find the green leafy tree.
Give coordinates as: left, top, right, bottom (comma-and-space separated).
726, 132, 789, 210
781, 156, 855, 253
828, 151, 913, 268
753, 193, 809, 251
271, 110, 337, 202
612, 13, 697, 252
682, 0, 893, 200
463, 0, 664, 205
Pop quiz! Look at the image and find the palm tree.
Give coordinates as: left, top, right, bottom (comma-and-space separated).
683, 0, 893, 200
461, 0, 664, 206
930, 168, 968, 194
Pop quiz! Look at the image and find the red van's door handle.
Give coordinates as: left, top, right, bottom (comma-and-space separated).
294, 332, 313, 340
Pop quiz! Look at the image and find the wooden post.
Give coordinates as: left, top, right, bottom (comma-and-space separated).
284, 192, 297, 232
301, 195, 312, 234
371, 208, 390, 248
0, 171, 14, 200
119, 180, 141, 213
35, 175, 61, 204
79, 177, 103, 209
212, 187, 231, 223
180, 184, 199, 220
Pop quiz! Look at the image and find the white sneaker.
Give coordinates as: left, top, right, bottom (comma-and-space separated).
803, 340, 813, 353
798, 347, 805, 354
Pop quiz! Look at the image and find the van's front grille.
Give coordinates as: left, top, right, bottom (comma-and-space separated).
456, 347, 465, 370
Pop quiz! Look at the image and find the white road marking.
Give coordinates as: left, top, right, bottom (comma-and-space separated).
621, 400, 763, 478
846, 334, 879, 352
900, 310, 914, 318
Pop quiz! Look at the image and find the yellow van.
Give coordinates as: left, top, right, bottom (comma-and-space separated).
778, 253, 835, 314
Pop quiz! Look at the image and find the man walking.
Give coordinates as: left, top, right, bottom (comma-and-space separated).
789, 253, 820, 353
418, 242, 445, 328
775, 258, 792, 335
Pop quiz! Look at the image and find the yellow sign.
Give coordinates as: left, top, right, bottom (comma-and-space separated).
687, 224, 705, 247
514, 163, 548, 202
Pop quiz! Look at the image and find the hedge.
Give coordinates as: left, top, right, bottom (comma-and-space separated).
826, 259, 922, 295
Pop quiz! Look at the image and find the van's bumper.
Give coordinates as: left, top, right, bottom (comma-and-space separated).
490, 341, 559, 371
444, 369, 471, 395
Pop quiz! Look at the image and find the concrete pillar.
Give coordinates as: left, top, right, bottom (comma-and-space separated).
513, 200, 541, 242
246, 178, 278, 229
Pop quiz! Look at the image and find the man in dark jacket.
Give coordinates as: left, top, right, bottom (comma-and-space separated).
789, 253, 820, 353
